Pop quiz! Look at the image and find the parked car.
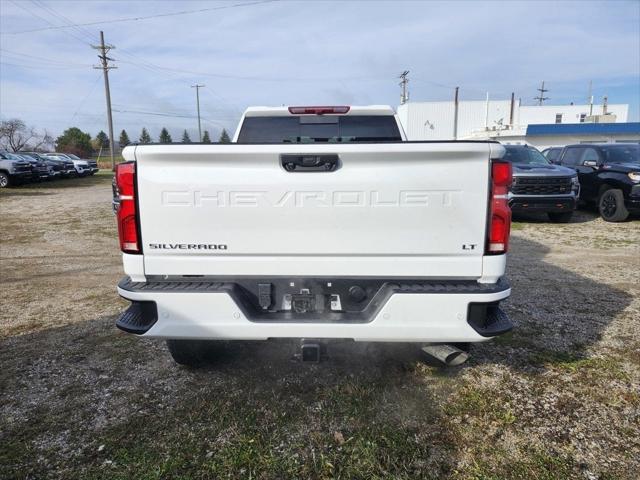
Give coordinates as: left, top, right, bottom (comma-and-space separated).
20, 152, 63, 179
41, 153, 92, 177
14, 153, 49, 181
0, 151, 33, 187
541, 147, 563, 164
556, 143, 640, 221
66, 154, 99, 175
32, 153, 76, 178
502, 144, 580, 222
114, 104, 513, 366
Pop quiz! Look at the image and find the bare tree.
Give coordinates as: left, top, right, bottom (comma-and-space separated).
0, 119, 53, 152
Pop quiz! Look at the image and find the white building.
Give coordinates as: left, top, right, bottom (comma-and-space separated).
517, 123, 640, 149
519, 104, 628, 126
396, 100, 635, 149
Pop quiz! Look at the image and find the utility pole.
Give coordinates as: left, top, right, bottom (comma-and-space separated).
484, 92, 490, 130
509, 92, 515, 127
92, 31, 116, 171
399, 71, 409, 105
453, 86, 459, 140
588, 80, 593, 116
191, 84, 205, 141
534, 80, 549, 106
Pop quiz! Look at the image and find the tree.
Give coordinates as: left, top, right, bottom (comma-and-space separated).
0, 118, 53, 152
119, 129, 130, 148
181, 130, 191, 143
95, 130, 109, 149
139, 127, 151, 144
201, 130, 211, 143
219, 128, 231, 144
159, 127, 172, 144
55, 127, 93, 157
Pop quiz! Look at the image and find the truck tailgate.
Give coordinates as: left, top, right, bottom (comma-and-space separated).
134, 142, 499, 278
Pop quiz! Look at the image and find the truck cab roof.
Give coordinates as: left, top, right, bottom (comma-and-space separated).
243, 105, 396, 117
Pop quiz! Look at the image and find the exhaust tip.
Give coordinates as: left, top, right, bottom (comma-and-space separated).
421, 344, 469, 366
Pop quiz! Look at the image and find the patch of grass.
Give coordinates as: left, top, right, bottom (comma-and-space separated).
81, 381, 454, 480
457, 448, 576, 480
491, 331, 535, 349
443, 382, 580, 479
510, 222, 525, 231
530, 351, 629, 380
0, 172, 112, 195
443, 384, 517, 427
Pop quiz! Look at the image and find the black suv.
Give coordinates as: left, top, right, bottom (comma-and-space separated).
556, 144, 640, 222
14, 153, 49, 181
502, 144, 580, 222
22, 152, 75, 178
541, 147, 562, 163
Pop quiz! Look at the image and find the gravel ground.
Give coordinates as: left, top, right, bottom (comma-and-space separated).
0, 174, 638, 479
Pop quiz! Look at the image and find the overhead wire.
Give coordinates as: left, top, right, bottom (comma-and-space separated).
3, 0, 279, 35
67, 73, 104, 125
8, 0, 93, 46
0, 61, 89, 70
0, 48, 93, 67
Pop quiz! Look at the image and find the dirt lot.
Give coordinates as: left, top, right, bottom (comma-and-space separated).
1, 173, 639, 480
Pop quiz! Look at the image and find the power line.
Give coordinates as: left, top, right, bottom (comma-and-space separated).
23, 0, 171, 79
114, 59, 384, 83
411, 77, 456, 90
0, 61, 89, 70
68, 74, 104, 125
30, 0, 97, 41
8, 0, 92, 46
3, 0, 278, 35
5, 0, 389, 85
0, 48, 92, 67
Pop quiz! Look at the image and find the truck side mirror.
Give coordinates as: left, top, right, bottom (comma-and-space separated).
583, 160, 599, 168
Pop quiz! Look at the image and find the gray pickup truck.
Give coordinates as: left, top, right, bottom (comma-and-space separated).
503, 144, 580, 222
0, 151, 33, 188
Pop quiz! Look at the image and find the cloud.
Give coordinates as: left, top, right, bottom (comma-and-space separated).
1, 0, 638, 140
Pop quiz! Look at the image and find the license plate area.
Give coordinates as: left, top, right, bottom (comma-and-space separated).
252, 279, 384, 316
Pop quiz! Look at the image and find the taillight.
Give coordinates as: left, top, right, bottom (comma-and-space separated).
486, 160, 512, 254
113, 162, 141, 254
288, 106, 350, 115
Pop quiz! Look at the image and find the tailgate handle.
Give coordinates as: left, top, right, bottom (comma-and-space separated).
281, 154, 340, 172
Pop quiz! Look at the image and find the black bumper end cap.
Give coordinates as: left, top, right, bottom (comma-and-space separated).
116, 301, 158, 335
467, 303, 513, 337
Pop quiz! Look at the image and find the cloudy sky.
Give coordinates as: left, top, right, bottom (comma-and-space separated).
1, 0, 639, 142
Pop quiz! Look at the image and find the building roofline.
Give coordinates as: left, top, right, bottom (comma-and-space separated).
526, 122, 640, 136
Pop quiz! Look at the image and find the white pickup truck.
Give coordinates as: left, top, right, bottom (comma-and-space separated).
114, 105, 513, 366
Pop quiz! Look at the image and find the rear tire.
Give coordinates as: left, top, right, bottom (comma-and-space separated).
0, 172, 9, 188
547, 211, 573, 223
166, 339, 214, 366
598, 189, 628, 222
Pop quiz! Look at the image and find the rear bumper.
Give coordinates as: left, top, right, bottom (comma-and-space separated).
116, 276, 512, 342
